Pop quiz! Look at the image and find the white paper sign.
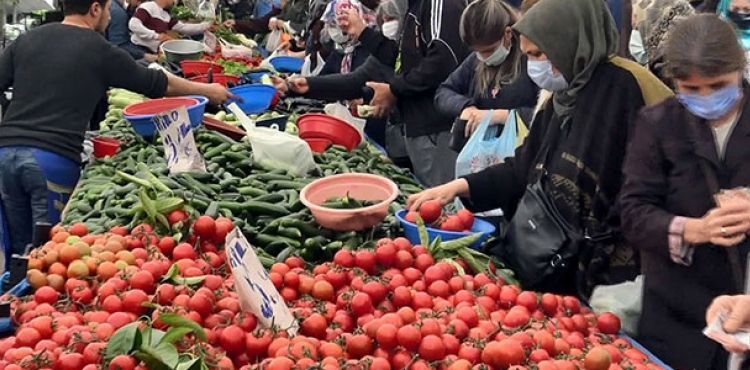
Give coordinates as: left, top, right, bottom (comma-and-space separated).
153, 106, 206, 174
225, 228, 298, 334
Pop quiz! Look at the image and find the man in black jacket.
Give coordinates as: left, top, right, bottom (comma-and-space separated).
366, 0, 470, 186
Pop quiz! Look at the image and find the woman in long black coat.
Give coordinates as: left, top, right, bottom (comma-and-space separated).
620, 14, 750, 370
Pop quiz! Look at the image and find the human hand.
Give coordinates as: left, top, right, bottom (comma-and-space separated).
460, 106, 482, 137
223, 19, 236, 28
277, 77, 309, 94
269, 18, 279, 30
203, 83, 237, 105
686, 202, 750, 246
706, 295, 750, 353
406, 179, 470, 211
366, 82, 396, 118
338, 9, 365, 40
143, 53, 158, 63
158, 33, 174, 43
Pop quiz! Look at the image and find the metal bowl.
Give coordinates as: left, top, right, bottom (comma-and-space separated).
161, 40, 205, 63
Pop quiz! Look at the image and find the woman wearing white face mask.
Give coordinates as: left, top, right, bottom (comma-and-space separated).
408, 0, 672, 295
434, 0, 539, 139
317, 0, 374, 76
629, 0, 695, 86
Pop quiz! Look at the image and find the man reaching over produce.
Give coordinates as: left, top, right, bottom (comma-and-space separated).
129, 0, 212, 53
0, 0, 234, 258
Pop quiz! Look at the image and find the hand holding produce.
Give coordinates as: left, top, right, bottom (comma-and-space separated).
684, 202, 750, 247
405, 201, 476, 232
407, 178, 470, 211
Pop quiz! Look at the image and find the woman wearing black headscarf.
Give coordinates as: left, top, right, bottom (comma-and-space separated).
408, 0, 673, 295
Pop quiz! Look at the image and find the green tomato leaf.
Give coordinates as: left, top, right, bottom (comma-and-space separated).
135, 350, 170, 370
163, 264, 179, 281
160, 327, 193, 345
105, 322, 142, 360
158, 313, 208, 341
171, 276, 206, 286
176, 357, 204, 370
152, 343, 180, 368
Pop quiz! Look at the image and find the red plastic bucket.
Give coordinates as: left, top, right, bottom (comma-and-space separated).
93, 137, 121, 158
297, 113, 362, 151
303, 138, 333, 153
180, 61, 224, 78
189, 74, 241, 87
122, 97, 199, 116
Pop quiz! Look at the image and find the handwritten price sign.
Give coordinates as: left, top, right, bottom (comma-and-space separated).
225, 228, 298, 334
153, 106, 206, 174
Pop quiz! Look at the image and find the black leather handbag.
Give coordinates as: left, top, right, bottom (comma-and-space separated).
497, 122, 612, 292
502, 175, 586, 288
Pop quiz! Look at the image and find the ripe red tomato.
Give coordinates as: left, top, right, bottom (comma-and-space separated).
516, 291, 538, 312
220, 325, 247, 354
456, 209, 475, 229
34, 286, 59, 305
355, 250, 377, 274
405, 211, 419, 223
397, 325, 421, 351
597, 312, 621, 335
540, 293, 558, 315
563, 296, 581, 314
15, 327, 41, 348
347, 334, 373, 358
481, 339, 524, 369
376, 323, 399, 350
503, 307, 530, 328
167, 210, 189, 225
172, 243, 197, 260
584, 347, 612, 370
213, 217, 234, 243
440, 216, 464, 232
193, 216, 216, 240
351, 292, 374, 317
108, 354, 137, 370
301, 313, 328, 339
376, 243, 397, 267
121, 289, 149, 315
56, 353, 86, 370
419, 335, 446, 361
419, 200, 443, 224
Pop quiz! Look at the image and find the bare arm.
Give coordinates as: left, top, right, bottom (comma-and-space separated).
165, 73, 234, 104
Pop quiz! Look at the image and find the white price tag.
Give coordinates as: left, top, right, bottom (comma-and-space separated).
225, 228, 298, 334
153, 106, 206, 174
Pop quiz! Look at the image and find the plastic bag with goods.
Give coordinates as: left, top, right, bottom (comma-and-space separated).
220, 39, 254, 59
324, 103, 366, 143
195, 0, 217, 21
226, 103, 316, 176
301, 52, 325, 76
455, 110, 526, 217
589, 275, 644, 337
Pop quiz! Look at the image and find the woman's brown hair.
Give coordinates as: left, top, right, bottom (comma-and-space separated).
665, 13, 746, 79
459, 0, 521, 96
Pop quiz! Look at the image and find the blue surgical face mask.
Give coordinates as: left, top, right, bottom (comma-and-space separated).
629, 30, 648, 65
677, 84, 743, 120
527, 59, 569, 92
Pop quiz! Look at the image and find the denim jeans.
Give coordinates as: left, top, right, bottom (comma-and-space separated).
0, 147, 79, 256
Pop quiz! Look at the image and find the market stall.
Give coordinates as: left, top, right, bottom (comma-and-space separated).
0, 34, 674, 369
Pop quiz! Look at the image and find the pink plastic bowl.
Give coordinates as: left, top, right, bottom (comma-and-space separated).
300, 173, 399, 231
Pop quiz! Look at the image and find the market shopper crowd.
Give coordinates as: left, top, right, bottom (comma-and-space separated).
1, 0, 750, 367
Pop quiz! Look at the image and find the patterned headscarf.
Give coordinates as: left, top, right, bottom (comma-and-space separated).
320, 0, 376, 73
632, 0, 695, 61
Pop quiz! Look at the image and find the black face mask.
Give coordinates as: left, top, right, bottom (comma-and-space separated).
728, 10, 750, 30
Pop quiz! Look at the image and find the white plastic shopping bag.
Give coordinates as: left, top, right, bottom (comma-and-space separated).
203, 31, 218, 53
324, 103, 365, 143
301, 52, 325, 77
226, 103, 316, 176
220, 39, 254, 59
265, 29, 284, 52
590, 275, 644, 337
455, 110, 521, 217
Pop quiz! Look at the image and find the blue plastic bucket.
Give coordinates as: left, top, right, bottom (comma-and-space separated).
269, 56, 303, 73
227, 84, 277, 114
395, 209, 496, 250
